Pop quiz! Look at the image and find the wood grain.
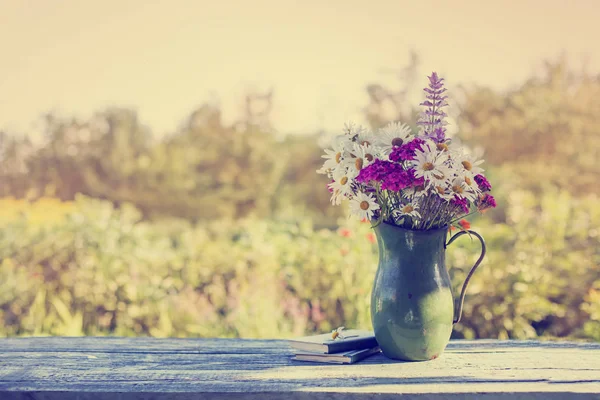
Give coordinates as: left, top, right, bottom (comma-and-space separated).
1, 338, 599, 399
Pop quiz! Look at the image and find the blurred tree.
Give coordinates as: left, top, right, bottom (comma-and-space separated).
0, 131, 34, 198
148, 102, 287, 219
0, 95, 290, 221
28, 109, 153, 201
457, 57, 600, 195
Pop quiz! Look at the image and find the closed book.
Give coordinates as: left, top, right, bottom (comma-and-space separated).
293, 346, 381, 364
288, 329, 377, 354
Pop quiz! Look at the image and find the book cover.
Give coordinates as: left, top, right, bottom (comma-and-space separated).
288, 329, 377, 354
293, 346, 381, 364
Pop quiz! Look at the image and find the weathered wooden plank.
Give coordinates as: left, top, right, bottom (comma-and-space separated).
2, 391, 599, 400
0, 337, 288, 354
2, 336, 599, 353
0, 338, 599, 399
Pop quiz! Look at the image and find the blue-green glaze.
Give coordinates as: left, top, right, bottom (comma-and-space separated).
371, 222, 454, 361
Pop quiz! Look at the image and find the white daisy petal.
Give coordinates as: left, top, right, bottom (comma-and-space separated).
344, 143, 376, 173
454, 149, 485, 178
349, 192, 380, 221
449, 177, 477, 202
374, 122, 413, 156
393, 203, 421, 221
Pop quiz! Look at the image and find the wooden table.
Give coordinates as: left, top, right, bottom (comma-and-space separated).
1, 338, 599, 399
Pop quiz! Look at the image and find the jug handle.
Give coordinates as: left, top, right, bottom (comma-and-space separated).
445, 230, 486, 324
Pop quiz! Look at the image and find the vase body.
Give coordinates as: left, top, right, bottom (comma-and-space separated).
371, 222, 454, 361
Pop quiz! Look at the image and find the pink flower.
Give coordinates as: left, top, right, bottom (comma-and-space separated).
339, 228, 352, 238
366, 232, 376, 244
478, 194, 497, 211
474, 174, 492, 192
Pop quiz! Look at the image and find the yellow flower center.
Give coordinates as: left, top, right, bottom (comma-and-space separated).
462, 160, 472, 171
340, 176, 348, 185
452, 185, 463, 194
465, 176, 472, 185
436, 186, 445, 194
392, 138, 404, 146
402, 205, 414, 213
361, 140, 371, 146
436, 143, 449, 152
355, 158, 364, 170
335, 152, 342, 164
365, 153, 374, 162
423, 162, 435, 171
433, 172, 445, 180
360, 201, 370, 210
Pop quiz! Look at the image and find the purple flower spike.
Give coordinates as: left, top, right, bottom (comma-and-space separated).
417, 72, 449, 143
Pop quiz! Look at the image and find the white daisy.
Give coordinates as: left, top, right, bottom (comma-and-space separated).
446, 140, 462, 155
343, 121, 369, 141
432, 182, 454, 202
356, 129, 375, 147
329, 187, 344, 205
328, 182, 348, 205
345, 143, 376, 174
333, 133, 355, 150
328, 168, 356, 205
317, 135, 351, 176
412, 140, 449, 183
393, 203, 421, 221
427, 164, 453, 188
374, 122, 413, 156
462, 173, 482, 195
449, 177, 478, 202
317, 148, 342, 176
349, 192, 380, 220
433, 140, 457, 163
333, 165, 358, 183
454, 150, 484, 178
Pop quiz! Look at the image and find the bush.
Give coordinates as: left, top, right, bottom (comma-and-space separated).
1, 194, 599, 341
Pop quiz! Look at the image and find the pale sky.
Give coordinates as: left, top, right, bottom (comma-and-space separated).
1, 0, 598, 135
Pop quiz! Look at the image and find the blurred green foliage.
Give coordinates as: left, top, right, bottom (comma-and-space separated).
0, 193, 598, 340
0, 57, 599, 340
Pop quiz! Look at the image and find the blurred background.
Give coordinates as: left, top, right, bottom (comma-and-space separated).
1, 0, 599, 341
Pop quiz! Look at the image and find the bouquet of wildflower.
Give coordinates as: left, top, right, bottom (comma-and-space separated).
317, 72, 496, 231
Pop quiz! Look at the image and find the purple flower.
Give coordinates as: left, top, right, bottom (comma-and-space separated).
389, 138, 426, 162
474, 174, 492, 192
381, 168, 422, 192
478, 194, 497, 211
451, 196, 470, 214
357, 161, 422, 192
356, 159, 395, 183
416, 72, 449, 143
